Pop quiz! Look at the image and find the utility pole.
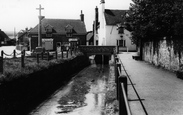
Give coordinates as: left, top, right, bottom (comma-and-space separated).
36, 4, 44, 47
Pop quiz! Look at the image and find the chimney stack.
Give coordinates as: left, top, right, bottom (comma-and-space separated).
95, 6, 99, 26
80, 10, 84, 22
100, 0, 105, 4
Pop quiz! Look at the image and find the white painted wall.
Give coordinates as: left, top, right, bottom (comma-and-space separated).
105, 25, 121, 46
105, 25, 136, 51
96, 1, 136, 51
123, 29, 136, 51
98, 2, 106, 46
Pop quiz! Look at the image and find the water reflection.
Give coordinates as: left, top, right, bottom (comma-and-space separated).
30, 58, 113, 115
56, 64, 109, 115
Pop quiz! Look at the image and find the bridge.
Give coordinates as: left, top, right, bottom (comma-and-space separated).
79, 45, 116, 64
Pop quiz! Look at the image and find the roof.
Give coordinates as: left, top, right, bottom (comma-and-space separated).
30, 18, 87, 34
104, 9, 129, 25
0, 30, 9, 41
86, 32, 93, 41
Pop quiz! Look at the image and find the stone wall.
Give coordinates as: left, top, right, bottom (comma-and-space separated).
143, 39, 182, 71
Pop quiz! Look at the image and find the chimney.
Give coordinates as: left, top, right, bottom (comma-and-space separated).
100, 0, 105, 4
80, 10, 84, 22
95, 6, 99, 27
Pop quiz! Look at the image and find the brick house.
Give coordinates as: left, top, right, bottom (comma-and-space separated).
29, 11, 87, 51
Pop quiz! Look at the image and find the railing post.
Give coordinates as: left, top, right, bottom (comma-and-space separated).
0, 57, 3, 74
119, 75, 127, 97
115, 57, 119, 83
61, 49, 64, 58
70, 49, 72, 56
41, 52, 43, 60
118, 76, 128, 115
1, 50, 3, 58
55, 50, 57, 59
13, 50, 16, 58
116, 62, 121, 99
66, 49, 69, 58
116, 45, 119, 54
21, 52, 25, 68
47, 51, 49, 61
37, 53, 39, 63
23, 50, 25, 56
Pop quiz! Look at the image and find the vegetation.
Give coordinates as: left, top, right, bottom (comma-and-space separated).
127, 0, 183, 43
0, 52, 82, 83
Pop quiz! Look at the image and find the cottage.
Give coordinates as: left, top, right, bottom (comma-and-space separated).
16, 28, 31, 50
0, 29, 10, 45
29, 11, 87, 51
94, 0, 136, 51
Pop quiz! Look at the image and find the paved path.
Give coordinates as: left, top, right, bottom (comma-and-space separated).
118, 52, 183, 115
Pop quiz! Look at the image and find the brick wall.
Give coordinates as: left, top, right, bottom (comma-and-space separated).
143, 39, 182, 71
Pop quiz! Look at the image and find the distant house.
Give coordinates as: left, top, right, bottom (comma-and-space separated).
86, 31, 94, 45
0, 29, 10, 45
94, 0, 136, 51
29, 11, 87, 51
16, 28, 30, 50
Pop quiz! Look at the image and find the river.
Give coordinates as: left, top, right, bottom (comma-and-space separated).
29, 56, 116, 115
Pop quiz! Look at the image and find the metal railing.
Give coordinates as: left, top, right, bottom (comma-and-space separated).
118, 55, 148, 115
114, 54, 132, 115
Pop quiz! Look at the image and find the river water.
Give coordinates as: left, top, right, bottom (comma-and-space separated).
29, 56, 115, 115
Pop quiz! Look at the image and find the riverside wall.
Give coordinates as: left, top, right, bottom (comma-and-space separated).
143, 39, 183, 72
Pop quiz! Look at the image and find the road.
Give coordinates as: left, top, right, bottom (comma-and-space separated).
119, 52, 183, 115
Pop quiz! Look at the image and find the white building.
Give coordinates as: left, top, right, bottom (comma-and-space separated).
93, 0, 136, 51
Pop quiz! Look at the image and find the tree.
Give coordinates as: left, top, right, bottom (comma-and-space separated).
128, 0, 183, 42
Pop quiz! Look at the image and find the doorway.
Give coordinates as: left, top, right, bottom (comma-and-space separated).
57, 42, 61, 53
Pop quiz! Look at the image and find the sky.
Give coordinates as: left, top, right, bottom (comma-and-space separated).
0, 0, 132, 33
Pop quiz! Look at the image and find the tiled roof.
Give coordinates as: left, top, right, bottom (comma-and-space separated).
30, 18, 87, 34
86, 32, 93, 41
104, 9, 129, 25
0, 30, 9, 41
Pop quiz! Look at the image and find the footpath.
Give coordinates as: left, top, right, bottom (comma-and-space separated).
118, 52, 183, 115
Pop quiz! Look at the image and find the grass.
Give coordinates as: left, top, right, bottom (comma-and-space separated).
0, 52, 83, 83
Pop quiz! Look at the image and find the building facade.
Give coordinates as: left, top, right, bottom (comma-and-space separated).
94, 0, 136, 51
29, 11, 87, 51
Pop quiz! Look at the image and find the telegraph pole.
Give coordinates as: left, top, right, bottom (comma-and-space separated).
36, 4, 44, 47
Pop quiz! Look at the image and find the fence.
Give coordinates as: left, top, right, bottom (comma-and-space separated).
114, 54, 132, 115
118, 54, 148, 115
0, 48, 79, 74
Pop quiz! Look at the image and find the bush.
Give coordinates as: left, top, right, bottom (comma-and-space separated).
0, 52, 84, 83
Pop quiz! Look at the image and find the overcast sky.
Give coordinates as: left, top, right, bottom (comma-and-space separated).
0, 0, 132, 32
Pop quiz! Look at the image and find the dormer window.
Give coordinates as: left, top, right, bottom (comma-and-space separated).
117, 23, 124, 34
46, 28, 52, 33
66, 33, 72, 37
65, 24, 73, 38
45, 24, 53, 38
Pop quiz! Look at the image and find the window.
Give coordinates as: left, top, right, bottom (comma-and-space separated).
119, 40, 126, 47
96, 40, 98, 46
45, 24, 53, 33
65, 24, 73, 38
66, 28, 73, 37
66, 33, 72, 37
118, 28, 124, 34
46, 28, 52, 33
46, 34, 52, 37
45, 25, 53, 37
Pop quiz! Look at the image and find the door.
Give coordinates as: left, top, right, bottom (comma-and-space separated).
57, 42, 61, 52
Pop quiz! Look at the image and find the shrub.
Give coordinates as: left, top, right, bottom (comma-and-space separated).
0, 52, 84, 83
